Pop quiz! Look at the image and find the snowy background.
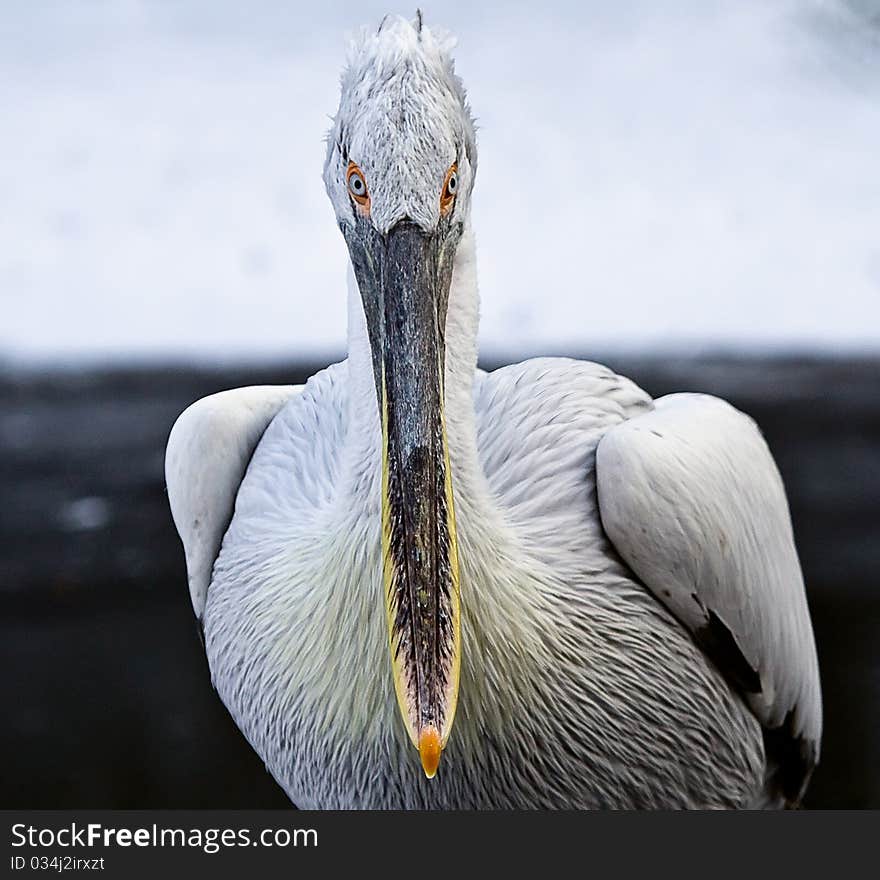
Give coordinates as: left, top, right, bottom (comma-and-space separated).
3, 0, 880, 363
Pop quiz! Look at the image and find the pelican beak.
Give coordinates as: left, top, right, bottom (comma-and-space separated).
344, 216, 463, 778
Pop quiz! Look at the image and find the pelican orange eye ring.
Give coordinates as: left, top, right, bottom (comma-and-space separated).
347, 162, 371, 214
440, 164, 458, 216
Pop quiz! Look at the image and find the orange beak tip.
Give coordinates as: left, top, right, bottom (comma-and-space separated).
418, 727, 442, 779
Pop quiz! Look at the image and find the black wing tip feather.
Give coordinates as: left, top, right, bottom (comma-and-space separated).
693, 608, 763, 695
693, 608, 817, 806
762, 709, 818, 808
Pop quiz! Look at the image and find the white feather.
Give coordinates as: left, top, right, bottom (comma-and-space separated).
166, 385, 301, 619
596, 393, 822, 797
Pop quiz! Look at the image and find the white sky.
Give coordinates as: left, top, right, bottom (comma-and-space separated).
2, 0, 879, 362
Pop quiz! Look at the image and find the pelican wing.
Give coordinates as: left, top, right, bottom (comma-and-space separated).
165, 385, 302, 621
596, 392, 821, 803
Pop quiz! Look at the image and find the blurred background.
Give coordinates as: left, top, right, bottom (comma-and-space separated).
1, 0, 878, 807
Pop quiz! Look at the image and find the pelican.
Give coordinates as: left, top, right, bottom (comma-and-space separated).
165, 14, 821, 809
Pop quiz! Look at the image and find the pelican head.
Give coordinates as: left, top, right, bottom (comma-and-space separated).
323, 14, 477, 778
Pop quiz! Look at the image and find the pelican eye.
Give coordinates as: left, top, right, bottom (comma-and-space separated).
346, 162, 370, 212
440, 164, 458, 215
